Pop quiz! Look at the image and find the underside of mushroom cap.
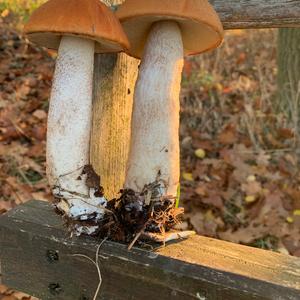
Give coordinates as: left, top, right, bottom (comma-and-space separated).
24, 0, 130, 53
116, 0, 224, 59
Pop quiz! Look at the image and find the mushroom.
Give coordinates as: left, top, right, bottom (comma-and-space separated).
117, 0, 223, 197
24, 0, 129, 230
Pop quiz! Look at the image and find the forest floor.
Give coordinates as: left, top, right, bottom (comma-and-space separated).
0, 9, 300, 300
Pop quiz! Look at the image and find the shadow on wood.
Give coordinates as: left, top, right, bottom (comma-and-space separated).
0, 201, 300, 300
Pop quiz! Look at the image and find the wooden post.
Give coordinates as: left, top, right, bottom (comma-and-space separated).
90, 0, 139, 200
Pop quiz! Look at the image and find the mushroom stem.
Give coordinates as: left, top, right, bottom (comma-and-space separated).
47, 36, 106, 224
125, 21, 184, 196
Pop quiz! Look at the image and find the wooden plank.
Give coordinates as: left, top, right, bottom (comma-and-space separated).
209, 0, 300, 29
1, 201, 300, 300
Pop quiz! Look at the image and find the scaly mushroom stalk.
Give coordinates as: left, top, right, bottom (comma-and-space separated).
125, 21, 183, 197
24, 0, 130, 236
47, 36, 107, 224
115, 0, 223, 243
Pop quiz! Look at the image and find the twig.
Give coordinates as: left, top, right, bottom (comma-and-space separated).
70, 238, 108, 300
17, 167, 34, 187
5, 179, 23, 203
57, 165, 86, 180
93, 238, 107, 300
9, 118, 32, 141
128, 223, 148, 251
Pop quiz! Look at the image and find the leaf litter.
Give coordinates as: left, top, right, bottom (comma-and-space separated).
180, 29, 300, 256
0, 14, 300, 300
1, 10, 300, 300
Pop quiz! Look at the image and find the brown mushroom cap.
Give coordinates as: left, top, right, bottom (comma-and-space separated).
24, 0, 130, 53
116, 0, 224, 59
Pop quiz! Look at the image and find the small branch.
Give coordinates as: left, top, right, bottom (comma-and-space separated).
128, 223, 148, 251
70, 238, 108, 300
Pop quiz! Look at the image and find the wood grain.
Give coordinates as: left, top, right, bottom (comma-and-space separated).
1, 201, 300, 300
90, 0, 139, 201
90, 53, 138, 199
210, 0, 300, 29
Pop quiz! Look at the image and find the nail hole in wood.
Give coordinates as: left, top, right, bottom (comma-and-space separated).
48, 283, 62, 295
46, 250, 59, 263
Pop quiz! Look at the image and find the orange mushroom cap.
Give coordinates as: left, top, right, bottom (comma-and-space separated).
116, 0, 224, 59
24, 0, 130, 53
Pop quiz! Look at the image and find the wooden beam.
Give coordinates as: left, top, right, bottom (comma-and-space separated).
210, 0, 300, 29
1, 201, 300, 300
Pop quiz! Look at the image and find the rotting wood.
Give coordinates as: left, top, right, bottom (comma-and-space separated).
1, 201, 300, 300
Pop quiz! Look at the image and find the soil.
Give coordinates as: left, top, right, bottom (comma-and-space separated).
59, 165, 184, 249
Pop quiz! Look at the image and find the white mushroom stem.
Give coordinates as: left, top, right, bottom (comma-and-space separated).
125, 21, 184, 197
47, 36, 106, 226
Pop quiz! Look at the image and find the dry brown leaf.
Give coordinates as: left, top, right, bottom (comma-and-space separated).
1, 296, 18, 300
241, 181, 262, 196
218, 128, 237, 145
32, 110, 47, 120
0, 285, 9, 294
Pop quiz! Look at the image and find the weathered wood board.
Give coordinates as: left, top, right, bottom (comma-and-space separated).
0, 201, 300, 300
210, 0, 300, 29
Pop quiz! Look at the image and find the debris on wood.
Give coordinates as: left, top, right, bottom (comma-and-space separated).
54, 166, 193, 248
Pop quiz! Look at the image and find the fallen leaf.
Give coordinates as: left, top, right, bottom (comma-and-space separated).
218, 128, 237, 145
245, 195, 257, 203
241, 181, 262, 196
0, 285, 9, 294
195, 148, 206, 159
246, 175, 256, 182
182, 173, 193, 181
1, 9, 10, 18
1, 296, 18, 300
32, 109, 47, 120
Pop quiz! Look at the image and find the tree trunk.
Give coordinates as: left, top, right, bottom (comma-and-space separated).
90, 0, 139, 200
277, 28, 300, 125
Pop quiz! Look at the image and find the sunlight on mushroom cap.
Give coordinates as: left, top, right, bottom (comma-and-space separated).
24, 0, 130, 53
